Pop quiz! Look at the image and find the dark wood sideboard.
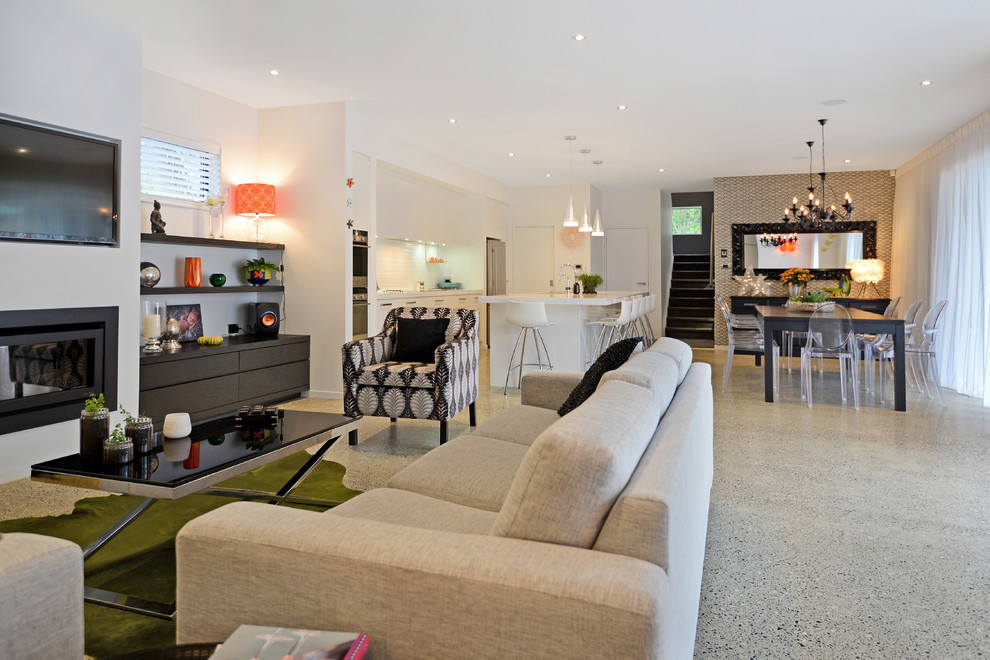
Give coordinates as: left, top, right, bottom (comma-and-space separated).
730, 296, 890, 316
139, 335, 310, 428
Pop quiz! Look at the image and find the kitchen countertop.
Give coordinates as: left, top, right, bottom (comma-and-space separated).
479, 290, 647, 305
376, 289, 482, 300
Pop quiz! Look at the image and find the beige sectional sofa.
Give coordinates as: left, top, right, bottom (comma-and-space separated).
176, 338, 713, 659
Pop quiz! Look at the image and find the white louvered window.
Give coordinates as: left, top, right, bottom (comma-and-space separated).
140, 135, 220, 203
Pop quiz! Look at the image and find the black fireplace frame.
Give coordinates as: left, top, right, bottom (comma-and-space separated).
0, 306, 118, 435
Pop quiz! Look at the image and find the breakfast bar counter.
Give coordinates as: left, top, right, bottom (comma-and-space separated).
480, 290, 647, 386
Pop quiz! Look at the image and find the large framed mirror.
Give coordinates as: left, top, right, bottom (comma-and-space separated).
731, 221, 877, 279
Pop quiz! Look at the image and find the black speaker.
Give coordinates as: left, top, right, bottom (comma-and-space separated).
251, 303, 280, 336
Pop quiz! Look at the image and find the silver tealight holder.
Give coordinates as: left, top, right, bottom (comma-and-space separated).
162, 316, 181, 352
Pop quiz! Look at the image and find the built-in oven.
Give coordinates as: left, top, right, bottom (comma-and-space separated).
352, 229, 368, 287
352, 290, 369, 339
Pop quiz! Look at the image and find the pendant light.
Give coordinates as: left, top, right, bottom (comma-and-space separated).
562, 135, 579, 227
579, 148, 593, 232
591, 160, 605, 236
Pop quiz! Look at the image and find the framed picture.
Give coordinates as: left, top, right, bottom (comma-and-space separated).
167, 304, 204, 342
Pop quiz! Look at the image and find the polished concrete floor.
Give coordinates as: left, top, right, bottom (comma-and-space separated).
2, 346, 988, 658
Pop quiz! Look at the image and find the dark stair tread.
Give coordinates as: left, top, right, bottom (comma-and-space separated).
665, 327, 715, 340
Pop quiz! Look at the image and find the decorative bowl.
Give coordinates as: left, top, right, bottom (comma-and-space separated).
786, 300, 835, 312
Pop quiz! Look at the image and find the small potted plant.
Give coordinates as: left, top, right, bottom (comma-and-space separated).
103, 423, 134, 466
80, 393, 109, 464
244, 257, 280, 286
786, 290, 836, 312
121, 406, 155, 455
780, 267, 814, 297
576, 273, 604, 295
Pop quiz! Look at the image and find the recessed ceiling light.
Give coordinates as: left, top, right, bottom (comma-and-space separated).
658, 168, 665, 173
572, 34, 586, 41
844, 159, 851, 163
546, 173, 551, 178
16, 147, 28, 154
448, 118, 456, 124
508, 152, 515, 157
269, 70, 279, 76
920, 80, 932, 86
617, 105, 628, 110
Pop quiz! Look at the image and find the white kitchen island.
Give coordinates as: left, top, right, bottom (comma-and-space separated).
480, 290, 648, 388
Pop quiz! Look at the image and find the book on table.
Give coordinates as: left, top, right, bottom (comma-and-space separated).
208, 624, 368, 660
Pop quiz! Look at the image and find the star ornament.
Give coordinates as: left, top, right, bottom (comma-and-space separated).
346, 178, 354, 188
733, 265, 771, 295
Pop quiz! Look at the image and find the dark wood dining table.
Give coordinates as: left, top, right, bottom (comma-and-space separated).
754, 305, 906, 411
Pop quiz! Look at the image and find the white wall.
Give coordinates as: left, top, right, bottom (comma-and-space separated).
510, 184, 595, 293
259, 103, 348, 398
140, 71, 271, 338
601, 188, 664, 331
0, 0, 142, 482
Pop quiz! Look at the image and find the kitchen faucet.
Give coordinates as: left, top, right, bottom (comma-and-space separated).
558, 264, 576, 292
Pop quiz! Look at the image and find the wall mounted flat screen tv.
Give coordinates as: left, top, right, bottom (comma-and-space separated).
0, 114, 120, 247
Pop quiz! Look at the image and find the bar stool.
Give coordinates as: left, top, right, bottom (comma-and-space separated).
588, 299, 634, 360
503, 302, 554, 394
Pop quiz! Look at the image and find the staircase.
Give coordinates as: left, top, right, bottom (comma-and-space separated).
665, 254, 714, 347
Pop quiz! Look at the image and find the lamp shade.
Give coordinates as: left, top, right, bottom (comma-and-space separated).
235, 183, 276, 217
847, 258, 884, 284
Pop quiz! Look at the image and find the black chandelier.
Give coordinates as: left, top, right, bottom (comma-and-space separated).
782, 119, 854, 231
759, 232, 797, 248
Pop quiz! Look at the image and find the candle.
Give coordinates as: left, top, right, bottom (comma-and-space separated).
143, 313, 161, 338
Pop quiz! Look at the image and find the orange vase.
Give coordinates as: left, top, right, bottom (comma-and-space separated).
184, 257, 202, 287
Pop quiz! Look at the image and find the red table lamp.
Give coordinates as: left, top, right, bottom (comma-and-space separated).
235, 183, 276, 242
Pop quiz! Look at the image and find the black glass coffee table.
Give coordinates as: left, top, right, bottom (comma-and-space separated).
31, 409, 361, 619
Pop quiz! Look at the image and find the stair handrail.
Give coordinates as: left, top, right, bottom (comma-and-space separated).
709, 210, 715, 287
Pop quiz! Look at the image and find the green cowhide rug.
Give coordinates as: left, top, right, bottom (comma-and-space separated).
0, 454, 360, 659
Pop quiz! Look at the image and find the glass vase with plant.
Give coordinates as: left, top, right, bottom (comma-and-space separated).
576, 274, 603, 294
121, 406, 155, 455
103, 423, 134, 466
80, 393, 109, 464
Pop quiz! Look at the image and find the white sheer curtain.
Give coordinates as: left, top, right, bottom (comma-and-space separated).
892, 110, 990, 405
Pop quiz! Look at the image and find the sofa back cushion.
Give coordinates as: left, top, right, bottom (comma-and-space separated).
647, 337, 693, 384
600, 351, 678, 413
593, 363, 714, 571
491, 379, 663, 548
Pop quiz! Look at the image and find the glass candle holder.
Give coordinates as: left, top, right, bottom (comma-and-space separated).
142, 300, 167, 353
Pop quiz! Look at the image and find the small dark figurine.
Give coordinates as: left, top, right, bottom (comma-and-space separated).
150, 200, 166, 234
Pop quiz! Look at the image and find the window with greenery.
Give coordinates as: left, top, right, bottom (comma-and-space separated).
140, 136, 220, 203
672, 206, 703, 235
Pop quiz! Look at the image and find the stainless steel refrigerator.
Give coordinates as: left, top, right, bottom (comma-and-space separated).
486, 238, 506, 347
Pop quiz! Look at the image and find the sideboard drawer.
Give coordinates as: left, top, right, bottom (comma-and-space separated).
239, 360, 309, 400
139, 374, 240, 423
140, 352, 239, 390
239, 339, 310, 372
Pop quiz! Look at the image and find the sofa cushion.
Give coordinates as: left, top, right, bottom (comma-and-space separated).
557, 337, 643, 416
387, 435, 529, 511
600, 351, 679, 412
492, 379, 664, 548
469, 405, 561, 446
647, 337, 693, 384
356, 361, 436, 389
393, 317, 449, 363
329, 487, 497, 535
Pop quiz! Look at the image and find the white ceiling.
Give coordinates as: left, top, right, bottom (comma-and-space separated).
72, 0, 990, 192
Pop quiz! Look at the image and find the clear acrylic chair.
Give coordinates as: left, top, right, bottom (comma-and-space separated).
801, 305, 859, 410
906, 299, 947, 405
716, 294, 762, 331
719, 300, 778, 394
863, 297, 922, 396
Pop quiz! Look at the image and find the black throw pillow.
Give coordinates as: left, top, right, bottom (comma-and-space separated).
557, 337, 644, 416
392, 317, 450, 364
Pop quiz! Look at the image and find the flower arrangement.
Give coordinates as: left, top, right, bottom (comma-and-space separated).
780, 267, 813, 286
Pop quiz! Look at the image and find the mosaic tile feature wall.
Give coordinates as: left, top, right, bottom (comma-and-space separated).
713, 170, 896, 345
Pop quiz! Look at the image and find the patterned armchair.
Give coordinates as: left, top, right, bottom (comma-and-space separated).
342, 307, 479, 444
